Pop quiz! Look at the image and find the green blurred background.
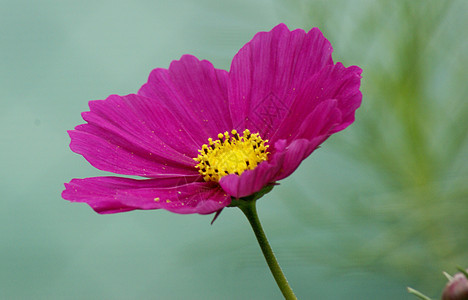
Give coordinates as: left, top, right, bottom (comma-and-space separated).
1, 0, 467, 299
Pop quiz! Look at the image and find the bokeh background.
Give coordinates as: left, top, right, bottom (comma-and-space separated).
1, 0, 467, 299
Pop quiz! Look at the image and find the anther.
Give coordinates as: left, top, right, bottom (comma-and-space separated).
245, 131, 251, 139
231, 130, 239, 140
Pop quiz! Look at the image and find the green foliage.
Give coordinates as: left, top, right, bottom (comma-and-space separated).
287, 0, 468, 294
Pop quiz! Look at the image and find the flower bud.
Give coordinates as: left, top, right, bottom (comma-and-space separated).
442, 270, 468, 300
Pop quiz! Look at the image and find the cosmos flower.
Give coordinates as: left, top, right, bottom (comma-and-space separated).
62, 23, 362, 215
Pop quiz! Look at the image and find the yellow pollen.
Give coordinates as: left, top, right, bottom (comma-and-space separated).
194, 129, 269, 182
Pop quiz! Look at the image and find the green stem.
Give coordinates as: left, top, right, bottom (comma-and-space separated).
407, 287, 433, 300
238, 200, 298, 300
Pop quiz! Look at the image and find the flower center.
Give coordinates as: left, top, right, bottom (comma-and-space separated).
194, 129, 269, 182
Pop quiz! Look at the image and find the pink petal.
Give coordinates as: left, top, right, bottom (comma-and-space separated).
272, 62, 362, 142
219, 141, 287, 198
274, 99, 342, 143
138, 55, 232, 143
62, 176, 231, 215
272, 100, 343, 180
228, 23, 334, 138
274, 137, 328, 181
71, 94, 201, 177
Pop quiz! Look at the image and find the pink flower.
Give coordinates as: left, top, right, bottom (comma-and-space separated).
62, 23, 362, 215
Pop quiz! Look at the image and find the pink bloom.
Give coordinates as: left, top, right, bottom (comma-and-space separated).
62, 23, 362, 215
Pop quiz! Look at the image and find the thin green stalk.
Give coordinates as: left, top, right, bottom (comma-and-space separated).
407, 287, 433, 300
238, 200, 297, 300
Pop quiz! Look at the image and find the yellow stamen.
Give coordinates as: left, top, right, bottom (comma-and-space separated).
194, 129, 269, 182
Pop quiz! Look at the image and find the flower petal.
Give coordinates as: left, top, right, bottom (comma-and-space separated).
219, 141, 287, 198
271, 100, 343, 180
274, 137, 328, 181
70, 93, 201, 176
62, 176, 231, 215
272, 62, 362, 143
228, 23, 334, 137
274, 99, 342, 143
138, 55, 232, 143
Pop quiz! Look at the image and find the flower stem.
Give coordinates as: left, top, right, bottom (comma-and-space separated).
238, 200, 298, 300
407, 287, 433, 300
